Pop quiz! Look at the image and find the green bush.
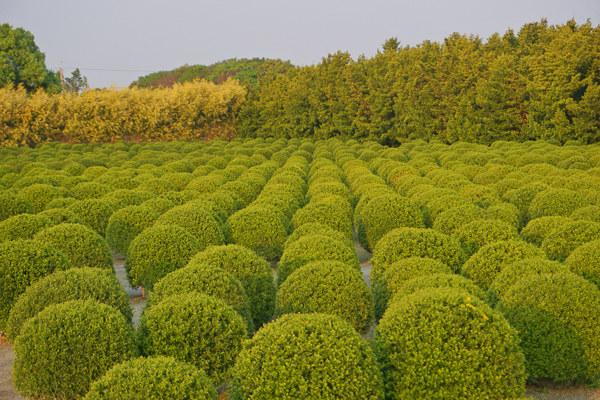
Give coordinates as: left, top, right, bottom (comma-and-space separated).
277, 261, 374, 333
37, 208, 84, 225
529, 188, 591, 219
71, 181, 110, 200
43, 196, 79, 210
138, 292, 246, 386
140, 196, 175, 214
105, 205, 160, 255
13, 300, 137, 400
278, 234, 360, 286
125, 224, 201, 291
488, 258, 569, 305
453, 219, 518, 257
184, 199, 228, 226
432, 204, 487, 236
84, 356, 217, 400
570, 205, 600, 222
564, 239, 600, 289
231, 313, 383, 400
0, 192, 33, 221
34, 223, 114, 271
498, 273, 600, 383
154, 204, 224, 250
373, 288, 526, 400
0, 240, 72, 330
358, 194, 424, 252
396, 273, 486, 301
292, 202, 353, 240
103, 189, 144, 206
68, 199, 118, 237
187, 245, 276, 328
0, 213, 52, 241
487, 202, 522, 230
424, 194, 471, 225
505, 181, 550, 220
223, 206, 287, 261
137, 178, 176, 195
541, 220, 600, 262
370, 228, 465, 284
284, 222, 354, 249
520, 216, 572, 246
6, 267, 132, 343
461, 240, 545, 289
149, 264, 254, 333
17, 183, 61, 213
372, 257, 453, 320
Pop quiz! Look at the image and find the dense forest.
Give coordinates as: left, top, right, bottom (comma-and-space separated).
130, 58, 293, 89
236, 19, 600, 145
1, 19, 599, 146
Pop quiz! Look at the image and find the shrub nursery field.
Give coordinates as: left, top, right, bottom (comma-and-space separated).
1, 137, 600, 399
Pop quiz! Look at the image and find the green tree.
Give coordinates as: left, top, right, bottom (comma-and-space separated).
63, 68, 89, 94
0, 24, 61, 93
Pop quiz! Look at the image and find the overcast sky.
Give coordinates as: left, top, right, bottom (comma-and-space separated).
2, 0, 598, 89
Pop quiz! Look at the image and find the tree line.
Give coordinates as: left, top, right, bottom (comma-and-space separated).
237, 19, 600, 145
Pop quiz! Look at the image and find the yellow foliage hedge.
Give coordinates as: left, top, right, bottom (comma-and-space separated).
0, 80, 246, 147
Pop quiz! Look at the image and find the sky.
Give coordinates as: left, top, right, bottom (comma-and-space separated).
2, 0, 599, 89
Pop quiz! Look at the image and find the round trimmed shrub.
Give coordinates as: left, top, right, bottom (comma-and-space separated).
541, 220, 600, 262
564, 239, 600, 288
358, 194, 424, 252
6, 267, 132, 342
520, 216, 572, 246
187, 245, 275, 328
433, 204, 487, 236
138, 292, 246, 386
184, 199, 228, 225
498, 273, 600, 383
155, 204, 224, 250
277, 261, 374, 333
125, 224, 201, 291
570, 204, 600, 223
137, 178, 176, 195
140, 196, 175, 214
373, 288, 526, 400
292, 202, 353, 240
372, 257, 453, 320
396, 273, 486, 301
224, 206, 287, 261
0, 240, 72, 330
105, 205, 160, 255
462, 240, 545, 289
68, 199, 118, 237
529, 188, 591, 219
231, 313, 383, 400
424, 194, 471, 224
453, 219, 518, 257
17, 183, 61, 213
103, 189, 144, 206
0, 213, 52, 241
84, 356, 217, 400
278, 234, 360, 286
488, 258, 569, 305
71, 181, 110, 200
44, 196, 78, 210
13, 300, 137, 400
487, 202, 522, 230
37, 208, 84, 225
371, 228, 465, 284
149, 264, 254, 333
220, 180, 258, 204
284, 222, 354, 249
0, 192, 32, 221
34, 223, 114, 271
505, 181, 549, 221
